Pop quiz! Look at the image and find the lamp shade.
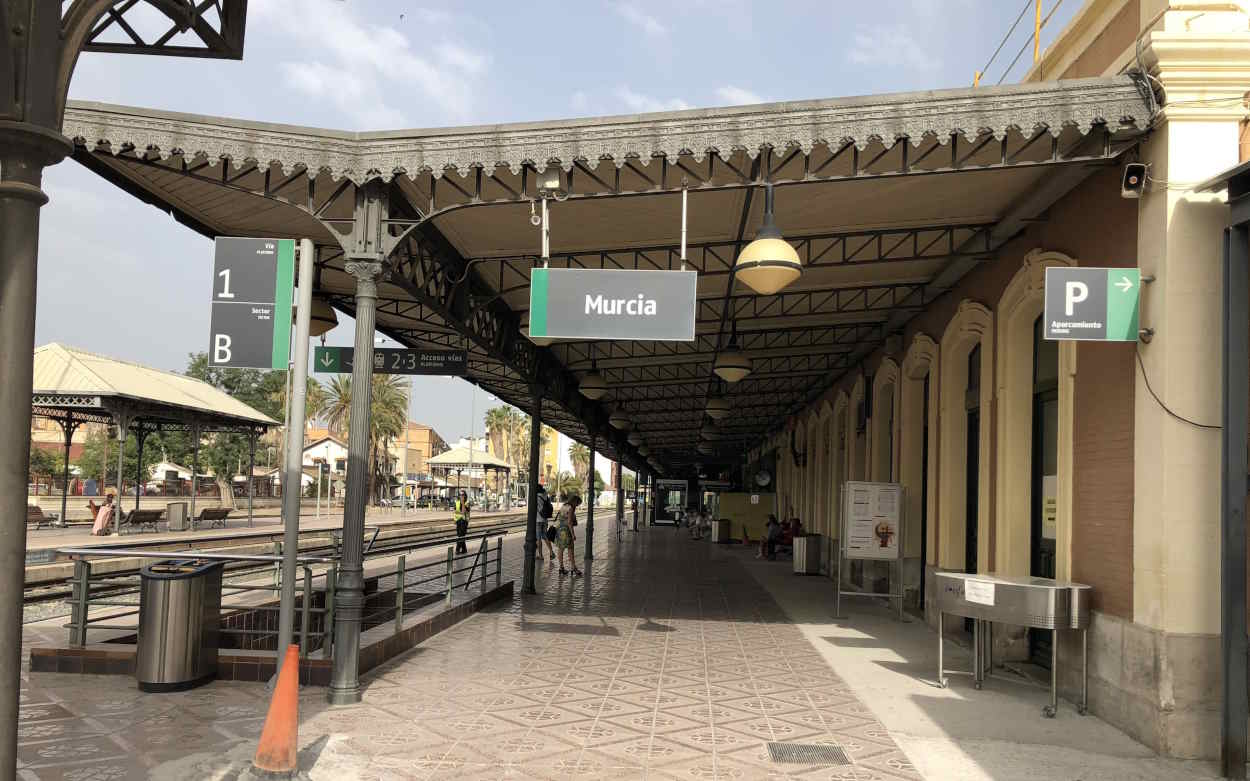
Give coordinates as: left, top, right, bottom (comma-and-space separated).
627, 431, 643, 446
293, 298, 339, 337
697, 442, 714, 455
734, 184, 801, 296
637, 444, 650, 457
608, 409, 631, 430
713, 346, 753, 383
705, 395, 731, 420
700, 424, 718, 441
579, 368, 608, 400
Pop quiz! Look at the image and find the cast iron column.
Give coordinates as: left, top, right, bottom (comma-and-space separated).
523, 386, 544, 594
584, 433, 595, 561
329, 180, 389, 705
59, 414, 77, 526
0, 108, 70, 771
328, 255, 384, 704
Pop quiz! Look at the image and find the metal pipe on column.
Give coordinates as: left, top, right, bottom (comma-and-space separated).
277, 238, 315, 681
328, 244, 385, 705
1221, 222, 1249, 778
523, 387, 544, 593
585, 434, 595, 561
134, 425, 145, 511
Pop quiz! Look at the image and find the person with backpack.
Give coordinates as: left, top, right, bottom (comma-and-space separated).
537, 485, 557, 561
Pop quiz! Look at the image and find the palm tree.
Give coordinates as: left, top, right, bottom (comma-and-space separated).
324, 375, 352, 437
484, 406, 511, 464
569, 442, 590, 485
551, 470, 579, 500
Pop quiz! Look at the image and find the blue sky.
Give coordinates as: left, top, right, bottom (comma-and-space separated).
36, 0, 1082, 445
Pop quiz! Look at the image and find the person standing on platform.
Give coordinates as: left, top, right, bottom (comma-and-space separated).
453, 490, 471, 554
556, 495, 583, 578
537, 485, 557, 561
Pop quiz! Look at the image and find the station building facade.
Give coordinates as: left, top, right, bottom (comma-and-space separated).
751, 0, 1250, 759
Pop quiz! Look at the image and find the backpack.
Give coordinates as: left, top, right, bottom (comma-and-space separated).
539, 494, 554, 521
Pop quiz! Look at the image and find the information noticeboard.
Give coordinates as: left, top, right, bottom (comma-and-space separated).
841, 481, 903, 561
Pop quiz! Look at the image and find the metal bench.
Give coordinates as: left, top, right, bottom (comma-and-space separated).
194, 507, 231, 529
26, 506, 59, 530
119, 509, 162, 534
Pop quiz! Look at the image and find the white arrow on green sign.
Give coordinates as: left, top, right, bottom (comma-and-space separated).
1043, 267, 1140, 342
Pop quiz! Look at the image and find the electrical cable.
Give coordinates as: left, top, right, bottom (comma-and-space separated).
996, 0, 1065, 86
1135, 349, 1220, 430
978, 0, 1033, 84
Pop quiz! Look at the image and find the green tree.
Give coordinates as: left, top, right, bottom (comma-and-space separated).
319, 374, 409, 503
569, 442, 590, 484
28, 447, 63, 486
77, 427, 160, 493
551, 470, 578, 500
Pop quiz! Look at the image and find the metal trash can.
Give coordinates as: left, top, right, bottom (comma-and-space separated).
711, 519, 730, 543
136, 559, 223, 692
793, 534, 822, 575
166, 502, 189, 531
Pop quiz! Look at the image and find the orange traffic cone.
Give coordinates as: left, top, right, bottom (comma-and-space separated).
252, 644, 300, 777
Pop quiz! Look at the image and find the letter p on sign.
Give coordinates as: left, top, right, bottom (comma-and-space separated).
1064, 281, 1089, 316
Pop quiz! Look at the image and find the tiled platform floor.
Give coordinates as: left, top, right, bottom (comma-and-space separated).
19, 523, 919, 780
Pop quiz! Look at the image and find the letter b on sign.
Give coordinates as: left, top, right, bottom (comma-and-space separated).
1064, 281, 1088, 316
213, 334, 232, 363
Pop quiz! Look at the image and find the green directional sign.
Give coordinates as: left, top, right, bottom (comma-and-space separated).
1043, 267, 1140, 342
313, 346, 467, 375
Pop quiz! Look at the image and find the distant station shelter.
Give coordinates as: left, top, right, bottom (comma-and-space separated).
426, 446, 511, 501
31, 343, 275, 527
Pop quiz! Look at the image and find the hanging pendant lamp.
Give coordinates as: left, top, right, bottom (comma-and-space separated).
579, 357, 608, 400
627, 431, 643, 446
697, 442, 714, 455
294, 298, 339, 338
713, 322, 753, 383
734, 183, 801, 295
705, 380, 731, 420
609, 407, 631, 430
637, 444, 650, 457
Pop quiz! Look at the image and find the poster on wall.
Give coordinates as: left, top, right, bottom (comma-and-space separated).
842, 481, 903, 561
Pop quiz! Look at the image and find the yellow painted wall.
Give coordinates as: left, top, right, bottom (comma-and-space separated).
718, 492, 776, 542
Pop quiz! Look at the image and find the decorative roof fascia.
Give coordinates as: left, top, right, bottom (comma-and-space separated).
62, 76, 1152, 185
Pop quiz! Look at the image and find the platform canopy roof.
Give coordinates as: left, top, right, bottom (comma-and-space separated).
426, 447, 511, 472
61, 75, 1154, 473
32, 342, 275, 432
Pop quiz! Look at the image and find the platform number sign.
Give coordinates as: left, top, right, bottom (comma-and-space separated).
208, 238, 295, 369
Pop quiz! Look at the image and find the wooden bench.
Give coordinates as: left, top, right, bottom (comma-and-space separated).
26, 506, 59, 530
194, 507, 231, 530
119, 509, 163, 534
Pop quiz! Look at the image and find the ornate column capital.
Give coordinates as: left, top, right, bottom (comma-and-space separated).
344, 253, 386, 297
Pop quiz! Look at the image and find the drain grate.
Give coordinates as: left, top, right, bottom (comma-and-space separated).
766, 741, 852, 765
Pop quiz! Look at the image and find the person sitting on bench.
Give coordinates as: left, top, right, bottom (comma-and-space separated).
90, 494, 115, 536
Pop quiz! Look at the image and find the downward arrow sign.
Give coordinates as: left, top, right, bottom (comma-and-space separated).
320, 351, 334, 368
1115, 276, 1133, 293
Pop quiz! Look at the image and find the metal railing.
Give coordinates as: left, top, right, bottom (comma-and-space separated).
58, 528, 508, 658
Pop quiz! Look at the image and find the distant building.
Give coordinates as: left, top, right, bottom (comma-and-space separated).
391, 422, 448, 481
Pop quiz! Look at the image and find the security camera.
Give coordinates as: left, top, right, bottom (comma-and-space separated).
530, 213, 543, 227
1121, 163, 1147, 199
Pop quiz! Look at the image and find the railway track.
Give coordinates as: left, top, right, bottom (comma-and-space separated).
23, 513, 527, 621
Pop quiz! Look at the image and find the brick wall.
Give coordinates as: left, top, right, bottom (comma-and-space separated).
1072, 342, 1135, 618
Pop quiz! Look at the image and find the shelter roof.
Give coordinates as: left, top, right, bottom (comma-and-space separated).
62, 76, 1153, 471
32, 343, 274, 430
427, 447, 511, 470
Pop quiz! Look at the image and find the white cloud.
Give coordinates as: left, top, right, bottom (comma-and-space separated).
846, 25, 936, 71
611, 2, 667, 36
715, 85, 763, 105
251, 0, 489, 127
614, 86, 690, 114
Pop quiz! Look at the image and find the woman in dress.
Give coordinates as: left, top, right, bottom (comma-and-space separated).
556, 495, 583, 577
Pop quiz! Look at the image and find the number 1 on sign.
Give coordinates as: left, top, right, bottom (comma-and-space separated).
217, 269, 235, 299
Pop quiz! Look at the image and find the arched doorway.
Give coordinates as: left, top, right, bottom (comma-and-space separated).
900, 334, 938, 614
